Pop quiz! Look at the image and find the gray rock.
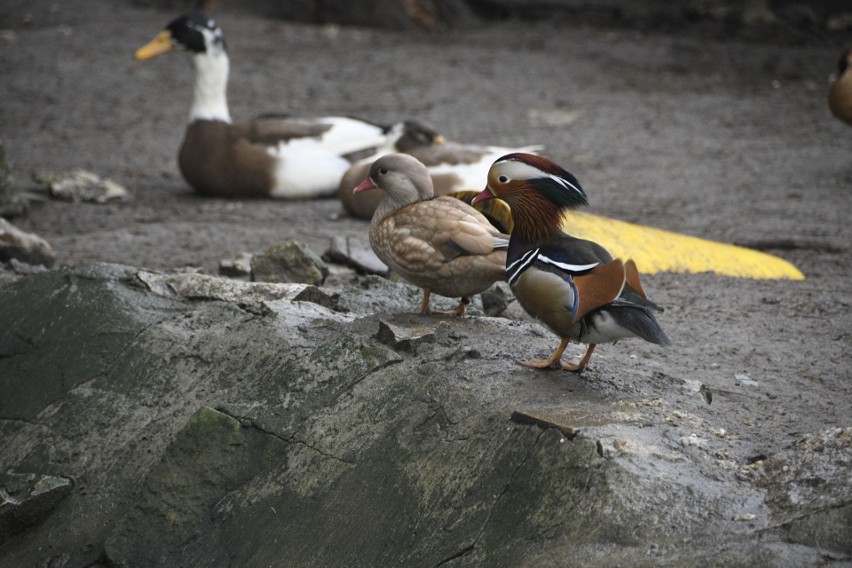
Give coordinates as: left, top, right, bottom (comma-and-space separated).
480, 282, 510, 316
0, 473, 73, 544
34, 169, 129, 203
218, 251, 253, 279
752, 428, 852, 556
0, 218, 54, 267
251, 239, 329, 285
0, 263, 846, 567
323, 235, 388, 275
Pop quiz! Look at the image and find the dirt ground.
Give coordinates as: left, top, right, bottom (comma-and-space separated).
1, 0, 851, 477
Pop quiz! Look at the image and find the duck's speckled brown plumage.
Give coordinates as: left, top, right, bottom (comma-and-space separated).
355, 154, 508, 315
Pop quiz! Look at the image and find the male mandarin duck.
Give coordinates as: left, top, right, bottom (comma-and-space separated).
353, 154, 509, 316
472, 153, 670, 373
829, 48, 852, 126
339, 138, 543, 219
135, 13, 434, 199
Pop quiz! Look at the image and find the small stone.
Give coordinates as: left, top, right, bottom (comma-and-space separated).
735, 373, 759, 387
679, 433, 708, 448
34, 169, 129, 203
376, 319, 445, 352
0, 473, 73, 544
596, 437, 628, 459
218, 251, 253, 278
0, 218, 54, 267
480, 283, 508, 316
323, 236, 387, 274
251, 239, 329, 285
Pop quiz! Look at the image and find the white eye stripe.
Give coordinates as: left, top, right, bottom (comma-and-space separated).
494, 160, 582, 194
493, 160, 546, 182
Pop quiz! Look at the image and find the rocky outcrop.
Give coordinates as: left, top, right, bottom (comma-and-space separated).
0, 263, 848, 566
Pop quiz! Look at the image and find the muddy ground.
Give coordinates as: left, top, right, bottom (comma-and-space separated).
1, 0, 851, 538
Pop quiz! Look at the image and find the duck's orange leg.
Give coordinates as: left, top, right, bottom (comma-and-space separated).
418, 288, 433, 315
519, 339, 596, 373
430, 296, 470, 317
420, 289, 469, 317
519, 337, 570, 369
560, 344, 596, 373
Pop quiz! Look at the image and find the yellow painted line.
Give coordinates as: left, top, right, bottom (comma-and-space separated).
561, 210, 805, 280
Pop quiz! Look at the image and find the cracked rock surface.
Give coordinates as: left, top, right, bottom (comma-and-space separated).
0, 263, 848, 566
1, 1, 850, 565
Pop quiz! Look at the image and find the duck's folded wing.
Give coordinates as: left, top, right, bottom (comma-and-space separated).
535, 232, 614, 272
240, 115, 332, 146
429, 198, 508, 257
242, 115, 387, 155
571, 260, 627, 322
384, 200, 503, 273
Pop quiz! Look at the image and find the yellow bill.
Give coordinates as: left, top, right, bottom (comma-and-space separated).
450, 191, 804, 280
134, 30, 174, 60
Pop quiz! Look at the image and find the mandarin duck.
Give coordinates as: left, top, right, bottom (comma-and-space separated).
472, 153, 670, 372
353, 154, 509, 316
135, 13, 435, 199
829, 48, 852, 126
339, 138, 543, 219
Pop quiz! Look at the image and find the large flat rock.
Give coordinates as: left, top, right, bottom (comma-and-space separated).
1, 264, 847, 566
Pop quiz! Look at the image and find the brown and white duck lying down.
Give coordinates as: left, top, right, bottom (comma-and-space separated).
135, 13, 434, 199
354, 154, 509, 316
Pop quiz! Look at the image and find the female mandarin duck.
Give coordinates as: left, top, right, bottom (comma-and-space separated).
339, 137, 543, 220
472, 153, 670, 373
135, 13, 436, 199
354, 154, 509, 316
829, 48, 852, 126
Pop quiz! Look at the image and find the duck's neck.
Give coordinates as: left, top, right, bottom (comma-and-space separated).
374, 188, 431, 224
189, 49, 231, 123
374, 193, 414, 223
509, 194, 565, 244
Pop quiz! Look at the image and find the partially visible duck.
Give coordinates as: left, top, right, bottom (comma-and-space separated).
829, 48, 852, 126
354, 154, 509, 316
339, 138, 543, 219
473, 153, 670, 372
135, 13, 418, 199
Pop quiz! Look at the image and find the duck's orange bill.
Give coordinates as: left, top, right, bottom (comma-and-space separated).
134, 31, 174, 60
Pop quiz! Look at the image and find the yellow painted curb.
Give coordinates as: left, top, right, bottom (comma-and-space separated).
561, 210, 805, 280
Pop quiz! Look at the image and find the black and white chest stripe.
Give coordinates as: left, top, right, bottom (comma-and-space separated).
506, 248, 599, 286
